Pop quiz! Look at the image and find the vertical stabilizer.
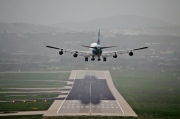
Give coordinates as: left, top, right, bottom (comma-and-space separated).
97, 29, 100, 45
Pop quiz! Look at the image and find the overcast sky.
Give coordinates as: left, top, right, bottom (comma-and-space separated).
0, 0, 180, 25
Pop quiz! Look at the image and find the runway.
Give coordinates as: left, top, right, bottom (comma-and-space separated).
45, 70, 137, 116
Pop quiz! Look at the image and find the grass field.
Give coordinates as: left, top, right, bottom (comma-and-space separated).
0, 115, 42, 119
0, 72, 70, 112
0, 73, 69, 88
0, 101, 54, 111
0, 94, 59, 100
110, 70, 180, 119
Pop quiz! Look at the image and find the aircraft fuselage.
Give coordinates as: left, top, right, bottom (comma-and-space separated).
90, 43, 102, 56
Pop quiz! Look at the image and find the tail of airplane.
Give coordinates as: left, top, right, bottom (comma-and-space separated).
81, 29, 117, 49
97, 29, 100, 45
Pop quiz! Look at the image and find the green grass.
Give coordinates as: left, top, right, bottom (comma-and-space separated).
0, 73, 70, 80
0, 94, 59, 100
0, 72, 70, 112
0, 80, 66, 88
0, 101, 53, 111
0, 73, 70, 88
0, 115, 42, 119
110, 70, 180, 119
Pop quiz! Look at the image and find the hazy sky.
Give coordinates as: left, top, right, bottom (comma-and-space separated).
0, 0, 180, 25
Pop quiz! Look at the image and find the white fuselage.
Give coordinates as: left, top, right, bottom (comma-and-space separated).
89, 43, 102, 57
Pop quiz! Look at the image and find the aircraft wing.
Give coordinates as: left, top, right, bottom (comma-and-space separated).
102, 46, 148, 57
65, 49, 92, 57
46, 45, 92, 57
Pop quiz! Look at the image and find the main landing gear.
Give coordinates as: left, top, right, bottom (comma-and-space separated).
103, 57, 106, 62
85, 57, 88, 62
85, 57, 106, 62
91, 58, 95, 61
98, 58, 101, 61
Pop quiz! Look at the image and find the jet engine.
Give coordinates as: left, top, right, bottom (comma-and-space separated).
59, 50, 63, 55
73, 53, 78, 58
129, 52, 133, 56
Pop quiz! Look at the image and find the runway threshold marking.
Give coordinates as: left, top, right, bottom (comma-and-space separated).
57, 71, 77, 113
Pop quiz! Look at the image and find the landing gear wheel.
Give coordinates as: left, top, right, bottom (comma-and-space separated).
91, 58, 95, 61
103, 57, 106, 62
98, 58, 101, 61
85, 57, 88, 62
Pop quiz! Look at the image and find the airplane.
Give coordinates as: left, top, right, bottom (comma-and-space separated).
45, 29, 148, 62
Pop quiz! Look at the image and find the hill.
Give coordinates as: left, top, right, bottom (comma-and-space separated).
52, 15, 177, 31
0, 22, 68, 33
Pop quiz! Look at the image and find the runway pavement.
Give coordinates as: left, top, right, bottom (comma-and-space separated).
44, 70, 137, 116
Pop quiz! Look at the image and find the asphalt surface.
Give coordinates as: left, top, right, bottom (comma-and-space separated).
53, 70, 137, 116
66, 76, 115, 101
58, 72, 122, 114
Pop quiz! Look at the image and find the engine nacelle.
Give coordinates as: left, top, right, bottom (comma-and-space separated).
113, 53, 117, 58
59, 51, 63, 55
129, 52, 133, 56
73, 53, 78, 58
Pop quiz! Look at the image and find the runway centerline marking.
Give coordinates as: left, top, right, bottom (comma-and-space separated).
57, 71, 77, 113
